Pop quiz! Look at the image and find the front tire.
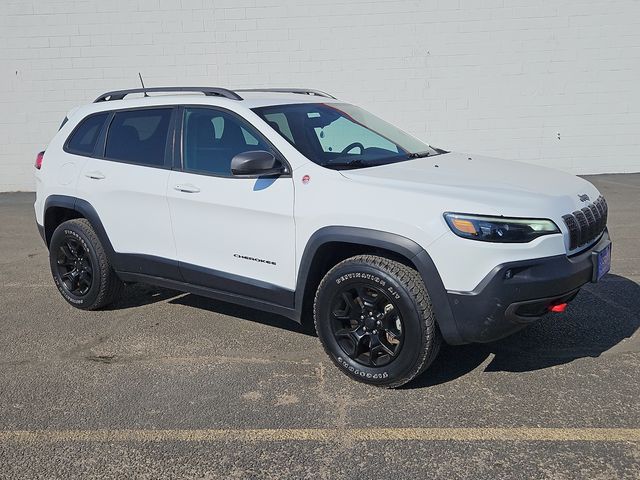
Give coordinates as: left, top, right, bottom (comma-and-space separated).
49, 218, 123, 310
314, 255, 441, 388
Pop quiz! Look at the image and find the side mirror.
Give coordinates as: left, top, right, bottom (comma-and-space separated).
230, 150, 285, 177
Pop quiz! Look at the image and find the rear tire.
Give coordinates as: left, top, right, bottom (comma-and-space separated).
314, 254, 441, 388
49, 218, 123, 310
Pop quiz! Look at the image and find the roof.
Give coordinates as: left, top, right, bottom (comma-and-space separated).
65, 87, 343, 124
92, 87, 340, 108
235, 90, 341, 108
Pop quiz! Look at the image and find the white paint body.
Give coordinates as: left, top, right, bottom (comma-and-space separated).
34, 92, 603, 293
166, 169, 296, 288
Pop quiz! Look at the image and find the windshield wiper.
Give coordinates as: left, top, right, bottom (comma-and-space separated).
322, 159, 366, 169
407, 151, 431, 159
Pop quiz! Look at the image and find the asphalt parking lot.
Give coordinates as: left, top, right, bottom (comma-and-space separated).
0, 174, 639, 479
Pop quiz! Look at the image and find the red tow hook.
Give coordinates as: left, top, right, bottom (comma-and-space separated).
548, 303, 568, 313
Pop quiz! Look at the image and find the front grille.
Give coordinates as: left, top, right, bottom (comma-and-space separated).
562, 195, 608, 250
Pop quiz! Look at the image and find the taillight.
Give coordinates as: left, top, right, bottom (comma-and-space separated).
35, 151, 45, 170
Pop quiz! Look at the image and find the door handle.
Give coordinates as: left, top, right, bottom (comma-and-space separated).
174, 184, 201, 193
85, 171, 105, 180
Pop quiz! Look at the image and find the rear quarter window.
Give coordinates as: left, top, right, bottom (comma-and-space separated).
65, 112, 109, 156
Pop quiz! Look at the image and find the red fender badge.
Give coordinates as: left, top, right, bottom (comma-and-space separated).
302, 175, 310, 184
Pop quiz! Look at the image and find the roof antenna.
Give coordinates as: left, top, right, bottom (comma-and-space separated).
138, 72, 148, 97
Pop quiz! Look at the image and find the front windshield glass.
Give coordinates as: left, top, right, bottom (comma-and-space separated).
252, 103, 442, 169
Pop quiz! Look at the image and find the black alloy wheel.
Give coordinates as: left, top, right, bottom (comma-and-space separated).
330, 283, 404, 367
54, 235, 94, 296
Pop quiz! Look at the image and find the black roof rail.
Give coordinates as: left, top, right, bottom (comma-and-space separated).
235, 88, 336, 99
94, 87, 243, 103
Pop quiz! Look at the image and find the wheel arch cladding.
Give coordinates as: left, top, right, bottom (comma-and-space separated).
43, 195, 117, 264
296, 226, 464, 345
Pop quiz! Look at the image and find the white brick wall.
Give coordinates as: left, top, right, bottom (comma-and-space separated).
1, 0, 639, 191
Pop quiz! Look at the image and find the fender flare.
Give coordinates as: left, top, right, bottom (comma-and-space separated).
294, 226, 464, 345
43, 194, 119, 267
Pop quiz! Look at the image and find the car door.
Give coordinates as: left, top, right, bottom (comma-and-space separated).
76, 106, 180, 278
166, 106, 296, 305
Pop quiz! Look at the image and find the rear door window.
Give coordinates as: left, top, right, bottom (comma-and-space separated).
105, 108, 172, 167
65, 112, 109, 156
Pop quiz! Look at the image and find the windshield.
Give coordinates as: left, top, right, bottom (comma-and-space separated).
252, 103, 443, 169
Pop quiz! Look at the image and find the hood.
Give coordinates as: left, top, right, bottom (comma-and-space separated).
339, 152, 600, 217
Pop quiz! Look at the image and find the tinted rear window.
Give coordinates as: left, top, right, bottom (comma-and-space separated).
105, 108, 172, 167
66, 112, 109, 156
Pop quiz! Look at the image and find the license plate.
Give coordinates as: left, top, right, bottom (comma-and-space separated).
593, 242, 612, 282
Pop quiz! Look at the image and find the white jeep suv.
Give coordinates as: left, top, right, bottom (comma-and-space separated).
34, 86, 612, 387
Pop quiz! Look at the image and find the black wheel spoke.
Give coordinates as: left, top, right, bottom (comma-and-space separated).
54, 233, 94, 297
379, 312, 400, 333
332, 291, 362, 322
334, 328, 353, 340
335, 327, 367, 357
332, 311, 350, 321
61, 270, 77, 281
342, 291, 361, 315
57, 256, 74, 267
370, 335, 395, 357
350, 327, 368, 358
355, 286, 378, 307
66, 240, 79, 257
330, 282, 404, 368
60, 245, 75, 260
79, 271, 92, 287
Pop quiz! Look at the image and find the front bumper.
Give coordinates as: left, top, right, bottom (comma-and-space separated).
445, 230, 611, 343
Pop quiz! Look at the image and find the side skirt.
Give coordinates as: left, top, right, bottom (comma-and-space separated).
116, 271, 299, 321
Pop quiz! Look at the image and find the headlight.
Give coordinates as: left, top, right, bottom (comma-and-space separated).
443, 213, 559, 243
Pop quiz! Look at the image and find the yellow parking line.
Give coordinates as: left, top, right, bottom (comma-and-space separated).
0, 428, 638, 443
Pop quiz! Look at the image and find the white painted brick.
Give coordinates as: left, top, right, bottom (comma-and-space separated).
1, 0, 640, 191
